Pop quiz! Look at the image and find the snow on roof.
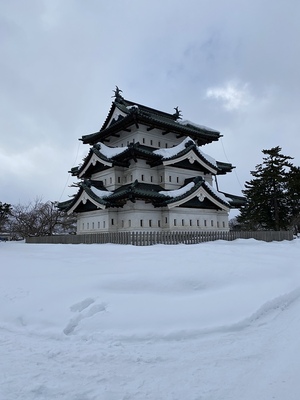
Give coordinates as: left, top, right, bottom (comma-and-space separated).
159, 182, 195, 198
204, 181, 231, 204
178, 119, 219, 133
126, 105, 139, 110
154, 137, 217, 167
91, 187, 113, 199
154, 137, 194, 158
97, 142, 128, 158
198, 147, 217, 167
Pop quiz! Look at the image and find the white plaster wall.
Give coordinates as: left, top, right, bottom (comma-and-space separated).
76, 203, 229, 234
90, 160, 212, 189
90, 150, 214, 191
92, 167, 126, 190
108, 125, 182, 148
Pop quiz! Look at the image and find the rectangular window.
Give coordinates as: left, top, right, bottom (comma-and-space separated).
129, 220, 131, 227
165, 217, 168, 223
204, 220, 207, 227
82, 223, 84, 229
197, 220, 200, 227
211, 220, 214, 227
190, 219, 192, 226
174, 219, 177, 226
141, 174, 144, 181
150, 176, 153, 182
158, 220, 161, 227
111, 219, 114, 226
122, 220, 124, 228
87, 223, 89, 229
165, 144, 168, 148
217, 221, 219, 228
142, 138, 145, 144
149, 220, 152, 227
150, 139, 153, 145
140, 220, 143, 227
103, 221, 106, 228
160, 176, 163, 182
92, 222, 94, 229
169, 176, 172, 182
130, 174, 133, 181
182, 219, 184, 226
176, 177, 179, 183
222, 221, 225, 228
118, 177, 121, 183
158, 141, 161, 147
98, 221, 100, 229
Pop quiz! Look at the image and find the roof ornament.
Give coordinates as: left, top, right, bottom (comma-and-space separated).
112, 86, 124, 102
173, 106, 182, 120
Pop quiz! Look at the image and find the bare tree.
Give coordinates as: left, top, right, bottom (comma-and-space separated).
9, 199, 76, 239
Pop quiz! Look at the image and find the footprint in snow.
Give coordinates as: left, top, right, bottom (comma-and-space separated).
70, 297, 95, 312
63, 298, 107, 335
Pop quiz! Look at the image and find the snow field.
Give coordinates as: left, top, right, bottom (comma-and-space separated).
1, 239, 300, 399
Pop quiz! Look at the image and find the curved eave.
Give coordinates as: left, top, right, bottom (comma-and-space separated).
82, 113, 136, 144
161, 179, 230, 212
216, 161, 235, 175
81, 111, 220, 145
100, 102, 116, 131
161, 146, 218, 174
77, 149, 113, 178
66, 186, 110, 214
201, 182, 231, 211
56, 199, 74, 211
220, 192, 246, 208
137, 113, 220, 145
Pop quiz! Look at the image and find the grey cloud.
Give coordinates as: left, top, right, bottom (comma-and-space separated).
1, 0, 300, 207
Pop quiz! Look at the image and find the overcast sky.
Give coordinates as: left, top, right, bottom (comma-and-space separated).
1, 0, 300, 209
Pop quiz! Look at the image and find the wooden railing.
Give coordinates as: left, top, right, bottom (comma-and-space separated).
25, 230, 293, 245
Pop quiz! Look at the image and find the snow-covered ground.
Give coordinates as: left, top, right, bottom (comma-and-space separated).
1, 239, 300, 400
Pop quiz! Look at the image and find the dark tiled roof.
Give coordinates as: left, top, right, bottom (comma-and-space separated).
58, 176, 240, 212
73, 140, 232, 178
105, 180, 167, 206
56, 198, 74, 211
219, 192, 246, 208
81, 96, 220, 145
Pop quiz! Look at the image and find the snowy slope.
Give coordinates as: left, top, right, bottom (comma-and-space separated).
1, 239, 300, 399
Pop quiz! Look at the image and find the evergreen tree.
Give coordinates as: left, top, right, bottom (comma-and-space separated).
287, 166, 300, 233
237, 147, 293, 230
0, 202, 12, 232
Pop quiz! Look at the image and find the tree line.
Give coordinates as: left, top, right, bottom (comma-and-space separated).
0, 199, 76, 240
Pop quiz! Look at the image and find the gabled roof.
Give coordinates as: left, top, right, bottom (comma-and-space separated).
81, 92, 221, 146
156, 177, 231, 211
58, 182, 112, 214
151, 137, 233, 174
57, 176, 242, 214
72, 138, 233, 178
